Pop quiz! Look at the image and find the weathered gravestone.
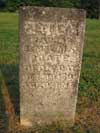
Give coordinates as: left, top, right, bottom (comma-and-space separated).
19, 6, 86, 127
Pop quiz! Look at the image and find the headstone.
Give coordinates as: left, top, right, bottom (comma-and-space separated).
19, 6, 86, 127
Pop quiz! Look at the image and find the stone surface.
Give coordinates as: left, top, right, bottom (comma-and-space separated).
19, 6, 86, 127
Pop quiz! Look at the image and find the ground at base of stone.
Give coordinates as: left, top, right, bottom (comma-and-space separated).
0, 97, 100, 133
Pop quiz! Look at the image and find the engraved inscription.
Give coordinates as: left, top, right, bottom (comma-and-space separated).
20, 7, 86, 127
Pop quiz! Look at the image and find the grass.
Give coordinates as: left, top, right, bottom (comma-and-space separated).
0, 13, 100, 132
79, 19, 100, 98
0, 13, 18, 63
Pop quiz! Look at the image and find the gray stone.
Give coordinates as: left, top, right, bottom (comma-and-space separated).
19, 6, 86, 127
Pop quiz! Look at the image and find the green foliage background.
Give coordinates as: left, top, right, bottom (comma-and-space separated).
0, 0, 99, 18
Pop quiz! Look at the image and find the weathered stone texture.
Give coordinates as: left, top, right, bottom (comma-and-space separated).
19, 6, 86, 127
